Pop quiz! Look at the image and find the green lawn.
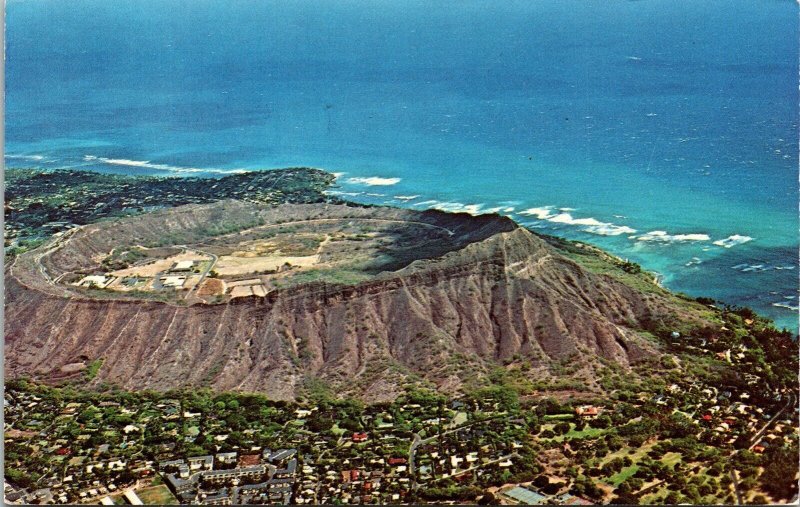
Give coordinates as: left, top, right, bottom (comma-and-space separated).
329, 422, 346, 436
542, 413, 574, 421
451, 411, 468, 427
600, 441, 655, 466
639, 486, 669, 504
554, 424, 607, 442
660, 451, 682, 467
136, 484, 179, 505
606, 464, 640, 487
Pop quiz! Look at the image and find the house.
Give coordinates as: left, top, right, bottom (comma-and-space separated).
75, 275, 115, 288
159, 459, 185, 471
753, 445, 766, 454
161, 275, 187, 288
216, 452, 237, 465
171, 260, 195, 272
202, 465, 268, 483
388, 458, 407, 466
266, 449, 296, 462
352, 432, 368, 443
187, 455, 213, 471
203, 490, 232, 505
274, 459, 297, 478
575, 406, 600, 418
165, 473, 199, 495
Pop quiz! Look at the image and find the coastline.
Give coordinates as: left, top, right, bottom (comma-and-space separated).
5, 166, 797, 334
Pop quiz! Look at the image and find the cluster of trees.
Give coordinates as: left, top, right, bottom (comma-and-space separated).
758, 442, 799, 500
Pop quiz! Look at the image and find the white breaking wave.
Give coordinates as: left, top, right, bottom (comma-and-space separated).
345, 176, 401, 186
414, 200, 439, 207
636, 231, 711, 243
394, 195, 420, 201
484, 206, 516, 215
84, 155, 249, 175
430, 202, 484, 215
773, 302, 800, 312
519, 206, 557, 219
583, 224, 638, 236
6, 154, 48, 161
331, 172, 346, 179
713, 235, 753, 248
732, 263, 795, 273
519, 206, 636, 236
324, 190, 363, 197
548, 212, 605, 227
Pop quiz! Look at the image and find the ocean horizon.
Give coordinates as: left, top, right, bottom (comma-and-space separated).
6, 0, 798, 331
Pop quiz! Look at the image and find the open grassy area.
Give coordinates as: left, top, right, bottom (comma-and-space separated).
553, 424, 607, 442
108, 493, 126, 505
661, 451, 682, 467
606, 464, 640, 487
639, 486, 669, 504
135, 484, 179, 505
330, 422, 347, 437
451, 411, 468, 427
542, 413, 574, 421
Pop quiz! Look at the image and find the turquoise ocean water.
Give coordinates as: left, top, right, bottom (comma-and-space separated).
5, 0, 798, 330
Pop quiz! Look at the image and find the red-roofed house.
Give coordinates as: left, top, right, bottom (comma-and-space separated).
352, 432, 368, 443
575, 406, 600, 419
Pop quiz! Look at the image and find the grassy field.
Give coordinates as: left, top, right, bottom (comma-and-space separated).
660, 451, 682, 467
553, 424, 607, 442
600, 441, 656, 466
542, 413, 574, 421
451, 411, 468, 427
135, 484, 179, 505
606, 464, 640, 487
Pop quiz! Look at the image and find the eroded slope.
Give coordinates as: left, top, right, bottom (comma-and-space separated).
5, 202, 713, 400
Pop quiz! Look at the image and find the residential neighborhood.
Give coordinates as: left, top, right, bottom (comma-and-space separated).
3, 279, 798, 505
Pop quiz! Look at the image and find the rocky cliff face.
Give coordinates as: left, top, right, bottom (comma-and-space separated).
5, 202, 708, 401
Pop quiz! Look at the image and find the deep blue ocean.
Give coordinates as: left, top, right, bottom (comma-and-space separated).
6, 0, 798, 331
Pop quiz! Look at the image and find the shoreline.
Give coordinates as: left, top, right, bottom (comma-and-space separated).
5, 166, 798, 333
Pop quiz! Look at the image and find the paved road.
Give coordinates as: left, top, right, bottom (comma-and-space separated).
747, 394, 794, 451
181, 247, 219, 301
729, 469, 745, 505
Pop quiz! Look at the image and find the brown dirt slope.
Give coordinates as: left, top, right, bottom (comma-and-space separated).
5, 201, 712, 401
